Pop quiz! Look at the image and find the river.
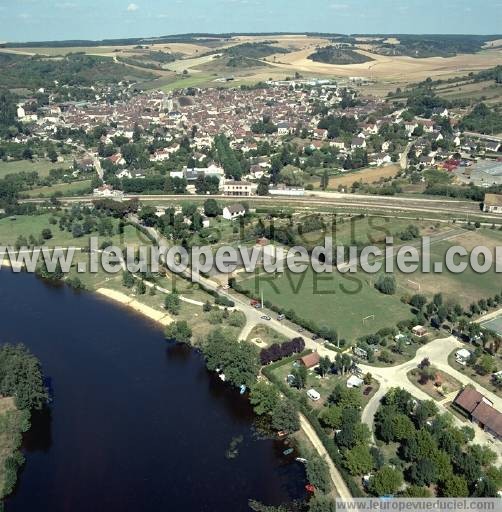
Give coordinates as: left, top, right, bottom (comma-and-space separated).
0, 270, 305, 511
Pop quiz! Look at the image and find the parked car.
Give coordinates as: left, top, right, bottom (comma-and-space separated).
261, 315, 271, 321
277, 314, 285, 321
312, 334, 319, 340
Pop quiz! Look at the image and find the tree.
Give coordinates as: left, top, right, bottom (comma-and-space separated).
318, 405, 343, 430
308, 494, 336, 512
271, 399, 300, 432
477, 354, 496, 376
203, 198, 221, 217
291, 366, 307, 389
122, 270, 135, 288
344, 444, 374, 476
369, 467, 403, 496
278, 165, 304, 186
165, 321, 192, 344
320, 169, 329, 191
306, 455, 331, 494
164, 292, 181, 315
202, 329, 259, 388
41, 228, 53, 240
375, 275, 396, 295
249, 382, 279, 416
410, 294, 427, 310
256, 176, 269, 196
439, 475, 468, 497
0, 344, 48, 411
318, 356, 331, 378
136, 280, 146, 295
408, 458, 438, 486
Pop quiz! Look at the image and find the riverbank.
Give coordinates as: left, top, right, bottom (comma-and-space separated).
0, 397, 25, 502
96, 288, 173, 327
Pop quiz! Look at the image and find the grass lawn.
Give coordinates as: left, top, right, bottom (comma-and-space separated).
272, 361, 378, 410
296, 217, 442, 251
239, 265, 413, 341
393, 229, 502, 307
0, 158, 71, 179
408, 368, 462, 401
246, 324, 288, 346
25, 179, 92, 197
0, 214, 139, 249
160, 73, 215, 91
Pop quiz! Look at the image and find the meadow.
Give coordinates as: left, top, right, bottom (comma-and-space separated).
0, 158, 71, 179
239, 265, 413, 341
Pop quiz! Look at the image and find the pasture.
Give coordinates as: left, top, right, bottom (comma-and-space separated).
239, 265, 413, 341
0, 159, 71, 179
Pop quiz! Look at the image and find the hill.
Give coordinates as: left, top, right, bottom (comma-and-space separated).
0, 53, 155, 90
366, 34, 500, 58
308, 46, 373, 65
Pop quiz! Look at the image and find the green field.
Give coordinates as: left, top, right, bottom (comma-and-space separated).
0, 159, 71, 179
159, 73, 215, 91
25, 179, 92, 197
239, 265, 413, 341
392, 229, 502, 306
0, 214, 139, 248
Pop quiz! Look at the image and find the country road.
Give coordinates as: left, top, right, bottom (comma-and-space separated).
299, 414, 352, 499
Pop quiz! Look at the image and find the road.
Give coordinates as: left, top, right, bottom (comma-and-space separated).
299, 414, 352, 499
463, 131, 502, 143
358, 335, 502, 461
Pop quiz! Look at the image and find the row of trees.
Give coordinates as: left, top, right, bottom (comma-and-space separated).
259, 338, 305, 365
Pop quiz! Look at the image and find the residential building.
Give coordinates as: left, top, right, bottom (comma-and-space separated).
484, 193, 502, 213
223, 180, 252, 197
222, 204, 246, 220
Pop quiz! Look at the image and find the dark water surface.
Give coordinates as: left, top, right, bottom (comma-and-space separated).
1, 271, 305, 511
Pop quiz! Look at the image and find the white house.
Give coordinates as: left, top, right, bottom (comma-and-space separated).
93, 184, 124, 200
222, 204, 246, 220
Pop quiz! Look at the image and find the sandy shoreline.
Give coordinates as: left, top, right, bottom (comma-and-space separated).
97, 288, 173, 327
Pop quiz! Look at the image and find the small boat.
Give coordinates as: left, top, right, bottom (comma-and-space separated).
283, 448, 294, 456
305, 484, 316, 493
219, 373, 226, 382
277, 430, 288, 439
239, 385, 246, 395
295, 457, 308, 464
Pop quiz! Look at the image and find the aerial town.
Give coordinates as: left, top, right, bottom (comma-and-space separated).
0, 7, 502, 512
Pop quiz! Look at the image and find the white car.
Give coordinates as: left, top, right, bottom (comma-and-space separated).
307, 389, 321, 401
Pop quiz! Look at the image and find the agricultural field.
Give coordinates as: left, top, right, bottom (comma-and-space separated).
4, 34, 501, 91
0, 158, 71, 179
309, 164, 401, 190
435, 79, 502, 106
